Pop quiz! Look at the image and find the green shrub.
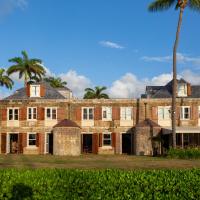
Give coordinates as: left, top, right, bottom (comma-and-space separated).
167, 148, 200, 159
0, 169, 200, 199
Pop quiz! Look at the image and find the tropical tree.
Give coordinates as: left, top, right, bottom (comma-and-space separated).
7, 50, 46, 86
83, 86, 109, 99
148, 0, 200, 148
44, 76, 67, 88
0, 68, 14, 89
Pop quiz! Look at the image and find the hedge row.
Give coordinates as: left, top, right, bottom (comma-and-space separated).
168, 148, 200, 159
0, 169, 200, 199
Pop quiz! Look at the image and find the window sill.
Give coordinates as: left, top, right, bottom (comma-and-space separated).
101, 146, 113, 149
26, 146, 37, 149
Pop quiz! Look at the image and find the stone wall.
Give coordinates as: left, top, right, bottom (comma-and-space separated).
53, 127, 81, 156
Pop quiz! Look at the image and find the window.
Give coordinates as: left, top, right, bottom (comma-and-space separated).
8, 108, 19, 120
158, 107, 171, 120
30, 85, 40, 97
178, 83, 187, 97
103, 133, 112, 146
28, 133, 36, 146
181, 106, 190, 120
45, 108, 57, 120
82, 108, 94, 120
120, 107, 132, 120
102, 107, 112, 121
28, 107, 37, 120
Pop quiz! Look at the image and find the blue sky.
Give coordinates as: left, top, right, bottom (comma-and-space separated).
0, 0, 200, 98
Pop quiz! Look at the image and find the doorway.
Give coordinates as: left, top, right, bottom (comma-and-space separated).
10, 134, 19, 154
82, 134, 93, 153
122, 133, 132, 154
46, 133, 53, 154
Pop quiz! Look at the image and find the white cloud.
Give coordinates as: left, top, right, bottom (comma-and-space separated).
181, 70, 200, 85
0, 0, 28, 18
59, 70, 92, 98
99, 41, 124, 49
141, 53, 200, 66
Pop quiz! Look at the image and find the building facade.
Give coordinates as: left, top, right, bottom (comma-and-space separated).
0, 79, 200, 156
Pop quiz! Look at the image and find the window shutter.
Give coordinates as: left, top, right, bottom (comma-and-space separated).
99, 133, 102, 147
76, 107, 82, 121
92, 133, 98, 154
18, 133, 23, 153
113, 107, 120, 120
38, 133, 45, 154
1, 133, 6, 154
111, 133, 116, 148
23, 133, 27, 148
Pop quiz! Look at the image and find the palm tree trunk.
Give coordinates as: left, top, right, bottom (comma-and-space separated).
172, 7, 184, 148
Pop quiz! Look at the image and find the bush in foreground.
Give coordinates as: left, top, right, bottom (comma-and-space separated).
167, 148, 200, 159
0, 169, 200, 199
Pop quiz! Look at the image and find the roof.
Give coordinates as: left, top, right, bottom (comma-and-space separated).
53, 119, 80, 128
144, 79, 200, 98
4, 82, 66, 100
136, 119, 160, 128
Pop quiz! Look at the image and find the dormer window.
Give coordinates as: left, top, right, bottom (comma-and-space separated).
30, 85, 40, 97
178, 83, 187, 97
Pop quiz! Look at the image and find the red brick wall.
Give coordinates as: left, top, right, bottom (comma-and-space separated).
112, 107, 120, 120
94, 107, 102, 120
19, 133, 27, 153
75, 107, 82, 121
37, 107, 45, 120
187, 83, 191, 96
26, 84, 30, 97
19, 107, 27, 120
38, 133, 44, 154
1, 133, 6, 153
92, 133, 98, 154
1, 109, 7, 121
151, 107, 158, 121
57, 107, 66, 121
40, 85, 45, 97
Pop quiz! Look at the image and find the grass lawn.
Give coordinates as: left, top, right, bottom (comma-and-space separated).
0, 154, 200, 169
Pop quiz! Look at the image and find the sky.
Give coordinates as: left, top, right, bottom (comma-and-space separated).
0, 0, 200, 98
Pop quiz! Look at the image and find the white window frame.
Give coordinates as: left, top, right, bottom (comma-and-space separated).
45, 107, 57, 120
102, 132, 112, 147
102, 107, 112, 121
178, 83, 187, 97
82, 107, 94, 120
30, 85, 41, 97
7, 108, 19, 121
120, 107, 132, 120
27, 107, 37, 121
158, 106, 171, 120
27, 132, 37, 147
180, 106, 190, 120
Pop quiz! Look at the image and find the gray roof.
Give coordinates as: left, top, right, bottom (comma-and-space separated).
4, 82, 66, 100
143, 79, 200, 98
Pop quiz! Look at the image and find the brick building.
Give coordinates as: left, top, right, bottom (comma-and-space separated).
0, 79, 200, 156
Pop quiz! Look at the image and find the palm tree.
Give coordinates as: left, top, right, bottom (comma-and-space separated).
83, 86, 109, 99
7, 50, 46, 86
0, 68, 14, 89
44, 76, 67, 88
148, 0, 200, 148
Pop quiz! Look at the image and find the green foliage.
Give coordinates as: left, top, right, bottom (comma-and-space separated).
0, 68, 13, 89
83, 86, 109, 99
44, 76, 67, 88
168, 148, 200, 159
0, 169, 200, 199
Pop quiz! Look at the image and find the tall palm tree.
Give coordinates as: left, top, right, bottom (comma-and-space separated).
7, 50, 46, 86
0, 68, 14, 89
83, 86, 109, 99
148, 0, 200, 148
44, 76, 67, 88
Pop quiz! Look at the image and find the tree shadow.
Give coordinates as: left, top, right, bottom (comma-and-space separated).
10, 183, 33, 200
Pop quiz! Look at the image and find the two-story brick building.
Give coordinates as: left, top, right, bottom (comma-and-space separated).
0, 78, 200, 156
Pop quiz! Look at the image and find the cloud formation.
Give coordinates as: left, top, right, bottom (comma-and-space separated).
0, 0, 28, 18
99, 41, 124, 49
141, 53, 200, 66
